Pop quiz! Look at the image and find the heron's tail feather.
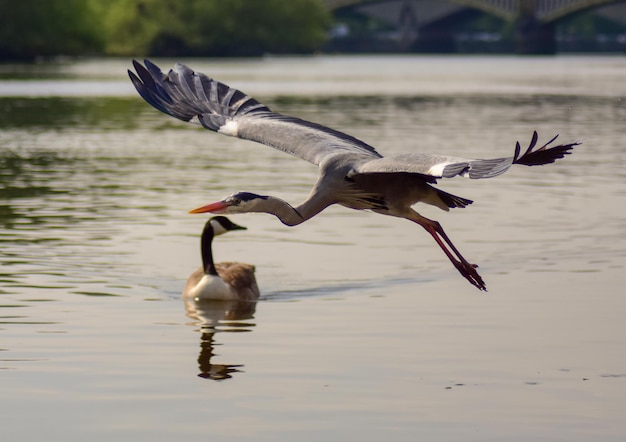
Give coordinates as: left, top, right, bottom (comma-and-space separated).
435, 188, 473, 209
512, 131, 578, 166
128, 59, 270, 130
446, 131, 578, 180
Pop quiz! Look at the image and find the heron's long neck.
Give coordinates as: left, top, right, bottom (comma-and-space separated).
258, 195, 327, 226
200, 227, 218, 276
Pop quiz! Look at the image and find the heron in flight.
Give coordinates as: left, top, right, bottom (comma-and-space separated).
129, 59, 577, 291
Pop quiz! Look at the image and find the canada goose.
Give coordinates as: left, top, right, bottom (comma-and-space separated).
182, 216, 259, 301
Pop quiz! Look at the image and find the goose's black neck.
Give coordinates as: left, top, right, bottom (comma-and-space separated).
200, 223, 218, 276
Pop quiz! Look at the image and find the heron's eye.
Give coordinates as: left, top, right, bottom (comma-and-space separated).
230, 198, 241, 206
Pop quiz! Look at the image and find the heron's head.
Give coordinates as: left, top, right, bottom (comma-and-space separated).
190, 192, 269, 215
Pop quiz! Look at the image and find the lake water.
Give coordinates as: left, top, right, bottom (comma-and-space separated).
1, 55, 625, 441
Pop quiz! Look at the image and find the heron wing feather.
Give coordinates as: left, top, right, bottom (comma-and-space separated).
129, 60, 382, 166
352, 153, 513, 180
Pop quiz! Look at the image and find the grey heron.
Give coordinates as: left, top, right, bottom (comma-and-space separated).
129, 59, 577, 291
182, 216, 259, 301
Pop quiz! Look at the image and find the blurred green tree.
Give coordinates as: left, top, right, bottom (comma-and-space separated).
0, 0, 103, 60
0, 0, 329, 59
101, 0, 331, 56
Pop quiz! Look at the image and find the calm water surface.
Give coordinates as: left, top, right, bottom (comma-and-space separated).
1, 55, 625, 441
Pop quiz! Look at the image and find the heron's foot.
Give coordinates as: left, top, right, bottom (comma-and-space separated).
454, 260, 487, 291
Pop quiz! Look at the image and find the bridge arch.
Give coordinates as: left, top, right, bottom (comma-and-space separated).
324, 0, 626, 52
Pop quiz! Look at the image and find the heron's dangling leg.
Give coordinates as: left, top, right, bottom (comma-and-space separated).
408, 212, 487, 291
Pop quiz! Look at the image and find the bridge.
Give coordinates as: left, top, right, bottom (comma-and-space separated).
325, 0, 626, 53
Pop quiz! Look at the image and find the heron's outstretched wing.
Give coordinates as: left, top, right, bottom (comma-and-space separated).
351, 131, 577, 180
128, 59, 382, 166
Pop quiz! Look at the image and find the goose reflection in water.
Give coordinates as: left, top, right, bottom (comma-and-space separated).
184, 297, 257, 380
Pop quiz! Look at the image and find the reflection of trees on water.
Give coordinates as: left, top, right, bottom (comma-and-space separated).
183, 298, 257, 381
0, 95, 157, 229
0, 97, 146, 130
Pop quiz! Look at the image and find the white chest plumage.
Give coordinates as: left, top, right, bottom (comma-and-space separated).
185, 274, 238, 301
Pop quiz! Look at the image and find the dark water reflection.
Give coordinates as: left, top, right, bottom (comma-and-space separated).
0, 97, 147, 130
184, 298, 257, 381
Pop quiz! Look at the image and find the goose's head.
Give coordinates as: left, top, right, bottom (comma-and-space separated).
206, 215, 247, 236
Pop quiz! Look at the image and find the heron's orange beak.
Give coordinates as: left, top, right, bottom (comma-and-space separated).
188, 201, 229, 214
